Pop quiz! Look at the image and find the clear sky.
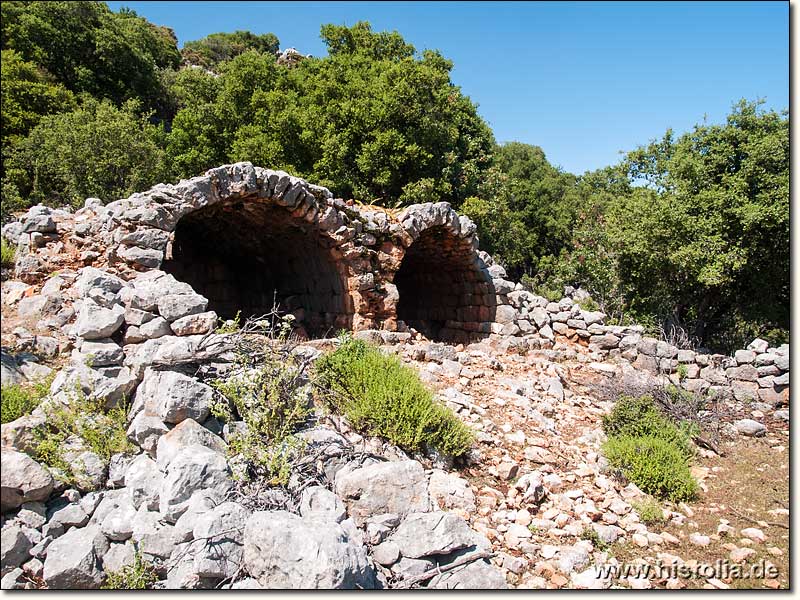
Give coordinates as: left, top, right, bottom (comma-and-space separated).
107, 1, 788, 175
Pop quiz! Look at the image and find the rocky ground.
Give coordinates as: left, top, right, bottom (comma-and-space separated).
0, 199, 790, 589
394, 337, 790, 589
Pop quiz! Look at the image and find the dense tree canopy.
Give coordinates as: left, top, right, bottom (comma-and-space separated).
167, 22, 495, 206
1, 1, 179, 110
181, 30, 280, 70
0, 3, 788, 350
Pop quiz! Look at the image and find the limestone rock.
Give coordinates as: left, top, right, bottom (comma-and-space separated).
299, 486, 347, 523
156, 418, 227, 470
159, 445, 231, 522
335, 460, 431, 525
191, 502, 250, 578
1, 450, 54, 512
243, 510, 378, 589
387, 512, 490, 559
72, 300, 124, 340
42, 525, 108, 589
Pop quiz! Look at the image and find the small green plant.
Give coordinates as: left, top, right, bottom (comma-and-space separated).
676, 363, 689, 382
576, 296, 600, 312
1, 238, 16, 269
1, 374, 53, 423
631, 497, 666, 526
602, 395, 697, 461
211, 312, 312, 484
102, 551, 159, 589
216, 310, 242, 334
602, 394, 699, 502
580, 526, 609, 551
33, 386, 135, 479
603, 434, 698, 502
316, 337, 474, 457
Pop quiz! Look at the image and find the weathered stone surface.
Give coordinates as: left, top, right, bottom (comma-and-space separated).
726, 364, 758, 382
428, 557, 507, 589
192, 502, 250, 578
138, 316, 172, 340
335, 460, 431, 525
387, 512, 490, 559
428, 470, 476, 513
159, 445, 231, 522
1, 413, 46, 454
735, 419, 766, 437
243, 510, 378, 589
125, 454, 164, 511
42, 525, 108, 589
169, 311, 218, 336
131, 507, 180, 561
127, 412, 169, 456
1, 525, 34, 576
101, 496, 137, 541
134, 369, 213, 424
156, 418, 226, 470
77, 339, 124, 367
72, 267, 125, 298
157, 294, 208, 322
102, 541, 136, 574
72, 300, 125, 340
299, 486, 347, 523
1, 450, 54, 512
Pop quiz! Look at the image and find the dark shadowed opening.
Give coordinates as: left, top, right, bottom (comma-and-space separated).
394, 226, 496, 342
162, 198, 352, 337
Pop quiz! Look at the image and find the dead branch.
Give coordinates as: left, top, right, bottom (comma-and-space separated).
393, 551, 493, 589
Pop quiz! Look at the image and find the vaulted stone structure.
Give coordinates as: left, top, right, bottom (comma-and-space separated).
22, 163, 510, 342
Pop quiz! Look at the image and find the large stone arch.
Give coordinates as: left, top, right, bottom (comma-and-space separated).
161, 197, 352, 335
108, 163, 363, 336
392, 203, 496, 343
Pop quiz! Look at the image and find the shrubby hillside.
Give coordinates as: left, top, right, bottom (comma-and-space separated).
0, 1, 788, 350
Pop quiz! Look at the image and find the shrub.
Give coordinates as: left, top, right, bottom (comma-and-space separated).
603, 434, 698, 502
0, 374, 53, 424
316, 337, 474, 457
601, 395, 697, 462
580, 526, 609, 551
210, 312, 312, 484
102, 552, 159, 590
33, 387, 135, 479
631, 497, 666, 526
1, 238, 17, 269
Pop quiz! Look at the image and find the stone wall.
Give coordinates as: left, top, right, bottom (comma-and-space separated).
1, 161, 790, 403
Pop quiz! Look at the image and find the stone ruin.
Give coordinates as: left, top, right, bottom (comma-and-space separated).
0, 163, 789, 590
2, 162, 790, 405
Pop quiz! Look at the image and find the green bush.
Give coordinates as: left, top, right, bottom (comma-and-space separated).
603, 434, 698, 502
1, 375, 52, 423
33, 388, 134, 480
316, 337, 474, 457
210, 315, 312, 484
631, 497, 666, 526
102, 552, 159, 589
1, 238, 17, 269
602, 395, 696, 462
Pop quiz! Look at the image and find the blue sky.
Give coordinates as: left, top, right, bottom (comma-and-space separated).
107, 1, 788, 175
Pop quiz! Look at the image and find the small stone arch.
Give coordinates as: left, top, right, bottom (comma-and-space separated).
393, 203, 496, 342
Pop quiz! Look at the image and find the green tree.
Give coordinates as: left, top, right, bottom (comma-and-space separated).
1, 49, 75, 145
553, 100, 788, 349
181, 30, 280, 70
1, 1, 179, 111
168, 22, 495, 206
3, 98, 169, 214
